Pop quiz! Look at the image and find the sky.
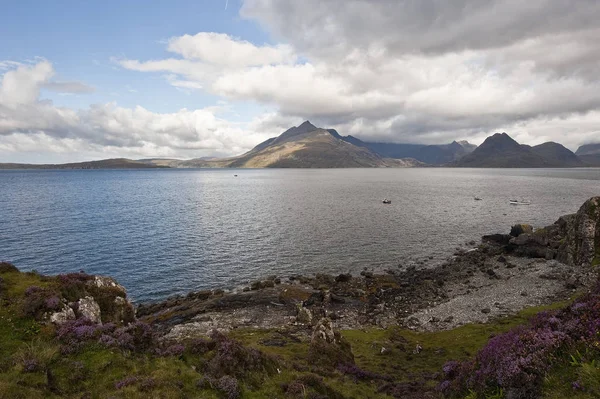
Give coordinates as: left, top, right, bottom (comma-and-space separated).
1, 0, 600, 163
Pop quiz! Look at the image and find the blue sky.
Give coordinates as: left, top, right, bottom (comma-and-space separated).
1, 0, 265, 113
1, 0, 599, 162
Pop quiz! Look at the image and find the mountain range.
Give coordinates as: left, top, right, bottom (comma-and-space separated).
1, 121, 598, 169
143, 121, 472, 168
455, 133, 585, 168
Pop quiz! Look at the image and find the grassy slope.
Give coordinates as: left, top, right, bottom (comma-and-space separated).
0, 266, 594, 398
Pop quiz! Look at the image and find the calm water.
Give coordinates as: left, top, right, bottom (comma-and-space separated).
1, 168, 599, 302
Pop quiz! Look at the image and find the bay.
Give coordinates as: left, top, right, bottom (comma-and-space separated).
1, 168, 599, 302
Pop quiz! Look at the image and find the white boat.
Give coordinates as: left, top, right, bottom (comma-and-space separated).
382, 199, 391, 204
509, 199, 531, 205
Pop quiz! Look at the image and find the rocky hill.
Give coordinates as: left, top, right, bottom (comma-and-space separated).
455, 133, 584, 167
530, 141, 585, 167
576, 142, 600, 166
163, 121, 423, 168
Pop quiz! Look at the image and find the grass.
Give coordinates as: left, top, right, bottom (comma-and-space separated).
0, 265, 588, 398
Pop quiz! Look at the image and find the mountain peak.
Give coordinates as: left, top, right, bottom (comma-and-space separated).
297, 120, 317, 132
480, 132, 520, 149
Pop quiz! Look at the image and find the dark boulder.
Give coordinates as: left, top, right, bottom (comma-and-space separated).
510, 224, 533, 237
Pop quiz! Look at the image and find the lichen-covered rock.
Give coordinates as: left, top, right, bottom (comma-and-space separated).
113, 296, 136, 324
572, 197, 600, 266
556, 197, 600, 267
82, 275, 135, 324
77, 296, 102, 324
90, 276, 127, 293
296, 304, 313, 324
49, 304, 76, 324
308, 318, 354, 369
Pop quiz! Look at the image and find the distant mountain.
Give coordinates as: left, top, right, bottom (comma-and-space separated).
530, 142, 585, 167
576, 143, 600, 166
144, 121, 423, 168
5, 127, 593, 170
455, 133, 584, 167
220, 121, 422, 168
576, 143, 600, 155
355, 139, 476, 165
0, 158, 168, 170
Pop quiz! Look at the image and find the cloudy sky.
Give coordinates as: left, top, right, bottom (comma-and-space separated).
1, 0, 600, 163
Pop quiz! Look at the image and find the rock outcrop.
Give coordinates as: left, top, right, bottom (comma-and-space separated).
43, 273, 136, 326
77, 296, 102, 324
50, 304, 76, 324
560, 197, 600, 266
308, 318, 355, 369
506, 197, 600, 267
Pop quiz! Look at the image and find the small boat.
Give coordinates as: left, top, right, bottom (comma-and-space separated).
234, 174, 238, 177
474, 197, 483, 201
382, 199, 391, 204
509, 199, 531, 205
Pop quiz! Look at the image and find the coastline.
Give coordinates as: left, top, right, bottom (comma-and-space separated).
137, 198, 599, 340
1, 197, 598, 398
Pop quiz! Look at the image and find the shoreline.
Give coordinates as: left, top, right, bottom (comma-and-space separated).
1, 196, 597, 398
136, 198, 599, 340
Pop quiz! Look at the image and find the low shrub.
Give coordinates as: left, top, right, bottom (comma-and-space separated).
214, 375, 241, 399
440, 280, 600, 398
115, 376, 139, 389
12, 340, 58, 374
207, 330, 278, 379
22, 285, 62, 318
57, 272, 94, 301
157, 343, 185, 357
0, 262, 19, 273
57, 318, 154, 353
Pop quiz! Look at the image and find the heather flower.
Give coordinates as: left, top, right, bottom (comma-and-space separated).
441, 280, 600, 398
99, 334, 117, 347
44, 296, 61, 310
24, 286, 42, 296
57, 318, 100, 344
115, 376, 138, 389
437, 380, 451, 392
113, 321, 154, 352
22, 357, 39, 373
214, 376, 240, 399
157, 343, 185, 357
189, 337, 216, 354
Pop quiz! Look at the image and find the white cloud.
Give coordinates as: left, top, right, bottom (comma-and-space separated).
116, 1, 600, 149
5, 1, 600, 162
167, 32, 296, 66
0, 60, 277, 161
0, 61, 54, 106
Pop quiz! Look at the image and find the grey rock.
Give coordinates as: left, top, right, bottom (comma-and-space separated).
77, 296, 102, 324
296, 305, 313, 324
49, 304, 76, 325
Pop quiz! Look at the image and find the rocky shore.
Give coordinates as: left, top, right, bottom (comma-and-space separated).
137, 196, 600, 341
1, 197, 598, 399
